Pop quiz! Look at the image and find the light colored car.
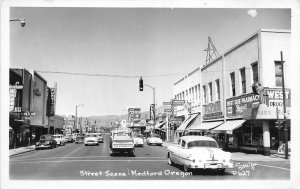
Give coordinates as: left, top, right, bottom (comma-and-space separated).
167, 136, 233, 174
109, 130, 135, 156
84, 134, 99, 146
146, 134, 163, 146
133, 134, 144, 147
75, 135, 85, 143
64, 134, 73, 143
53, 134, 67, 146
90, 133, 103, 143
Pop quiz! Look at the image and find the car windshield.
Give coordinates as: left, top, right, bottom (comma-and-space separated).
151, 134, 160, 138
136, 135, 143, 138
114, 132, 131, 137
40, 136, 51, 140
187, 140, 219, 148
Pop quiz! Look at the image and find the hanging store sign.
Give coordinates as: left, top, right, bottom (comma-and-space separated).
128, 107, 141, 122
202, 101, 223, 120
243, 104, 291, 120
226, 93, 260, 118
265, 88, 291, 108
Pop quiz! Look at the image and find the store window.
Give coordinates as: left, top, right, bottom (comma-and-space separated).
202, 85, 207, 104
252, 62, 258, 83
208, 82, 213, 102
237, 123, 263, 147
215, 79, 220, 101
240, 68, 246, 94
230, 72, 236, 97
275, 61, 283, 87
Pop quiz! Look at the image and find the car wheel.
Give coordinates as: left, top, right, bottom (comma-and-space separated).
109, 149, 114, 156
168, 154, 174, 166
218, 169, 225, 175
129, 149, 135, 157
183, 165, 190, 172
85, 144, 87, 146
51, 144, 54, 149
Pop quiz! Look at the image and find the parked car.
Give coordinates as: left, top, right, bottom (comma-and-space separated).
75, 134, 85, 143
53, 134, 67, 146
133, 134, 144, 147
146, 134, 163, 146
109, 130, 135, 156
35, 134, 57, 149
64, 134, 73, 143
84, 134, 99, 146
167, 136, 233, 174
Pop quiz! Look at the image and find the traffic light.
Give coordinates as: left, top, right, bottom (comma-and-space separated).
139, 77, 143, 91
275, 120, 286, 129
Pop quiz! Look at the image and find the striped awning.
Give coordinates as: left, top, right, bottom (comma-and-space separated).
176, 113, 199, 132
155, 122, 166, 129
188, 121, 223, 131
212, 120, 245, 133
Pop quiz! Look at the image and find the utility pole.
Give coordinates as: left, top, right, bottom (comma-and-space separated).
280, 51, 288, 159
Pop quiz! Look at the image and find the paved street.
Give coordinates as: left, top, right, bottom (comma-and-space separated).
10, 134, 290, 180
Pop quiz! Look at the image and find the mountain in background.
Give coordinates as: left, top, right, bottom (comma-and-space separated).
86, 105, 169, 127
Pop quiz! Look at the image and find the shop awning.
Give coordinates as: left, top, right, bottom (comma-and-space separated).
188, 121, 223, 131
212, 120, 245, 134
155, 122, 166, 129
176, 113, 199, 132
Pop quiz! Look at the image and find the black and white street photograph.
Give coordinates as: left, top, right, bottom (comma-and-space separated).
1, 0, 300, 189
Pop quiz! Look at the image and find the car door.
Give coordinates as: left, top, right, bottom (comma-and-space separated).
171, 139, 182, 164
177, 140, 188, 165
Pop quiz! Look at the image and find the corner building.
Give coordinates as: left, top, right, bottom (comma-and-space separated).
174, 29, 291, 156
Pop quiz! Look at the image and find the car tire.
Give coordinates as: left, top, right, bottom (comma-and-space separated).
129, 149, 135, 157
51, 144, 54, 149
109, 149, 114, 156
218, 169, 225, 175
183, 165, 190, 172
168, 154, 174, 166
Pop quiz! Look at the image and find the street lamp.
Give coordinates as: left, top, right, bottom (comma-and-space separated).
10, 18, 26, 27
144, 84, 156, 134
75, 104, 84, 134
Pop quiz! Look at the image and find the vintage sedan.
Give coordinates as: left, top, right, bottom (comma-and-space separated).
53, 134, 67, 146
35, 134, 57, 149
133, 134, 144, 147
91, 133, 103, 143
146, 134, 163, 146
75, 135, 85, 143
167, 136, 233, 174
84, 134, 99, 146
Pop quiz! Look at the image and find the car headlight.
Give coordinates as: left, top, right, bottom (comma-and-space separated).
36, 142, 39, 145
45, 141, 50, 145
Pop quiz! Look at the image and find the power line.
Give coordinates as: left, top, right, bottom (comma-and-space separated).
36, 70, 189, 78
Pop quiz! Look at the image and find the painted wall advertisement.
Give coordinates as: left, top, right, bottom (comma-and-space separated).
226, 93, 260, 118
202, 101, 223, 120
226, 88, 291, 119
243, 88, 291, 120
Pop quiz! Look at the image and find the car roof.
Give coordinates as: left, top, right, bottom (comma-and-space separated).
179, 136, 216, 143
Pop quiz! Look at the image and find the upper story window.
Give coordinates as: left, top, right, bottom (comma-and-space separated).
208, 82, 213, 102
240, 68, 246, 94
203, 85, 207, 104
275, 61, 283, 87
215, 79, 220, 101
252, 62, 258, 83
230, 72, 236, 97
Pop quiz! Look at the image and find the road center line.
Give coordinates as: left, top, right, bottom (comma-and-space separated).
10, 159, 168, 164
256, 163, 290, 171
10, 156, 167, 162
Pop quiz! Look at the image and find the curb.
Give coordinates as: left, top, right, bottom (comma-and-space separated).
9, 148, 35, 157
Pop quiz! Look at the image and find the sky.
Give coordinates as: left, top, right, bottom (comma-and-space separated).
9, 7, 291, 117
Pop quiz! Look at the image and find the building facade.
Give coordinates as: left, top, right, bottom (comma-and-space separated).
173, 29, 291, 156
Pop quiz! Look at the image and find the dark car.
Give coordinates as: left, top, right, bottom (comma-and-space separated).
35, 134, 57, 149
75, 135, 85, 143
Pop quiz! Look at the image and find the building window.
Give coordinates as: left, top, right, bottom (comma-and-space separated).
198, 84, 201, 101
195, 85, 198, 103
240, 68, 246, 94
230, 72, 236, 97
203, 85, 207, 104
252, 62, 258, 83
208, 82, 213, 102
215, 79, 220, 101
275, 61, 283, 87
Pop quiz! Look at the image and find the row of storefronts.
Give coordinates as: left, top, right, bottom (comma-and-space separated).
171, 29, 291, 156
9, 68, 63, 149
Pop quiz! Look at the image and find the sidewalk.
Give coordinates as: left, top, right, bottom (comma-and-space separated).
9, 145, 35, 157
162, 142, 290, 162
